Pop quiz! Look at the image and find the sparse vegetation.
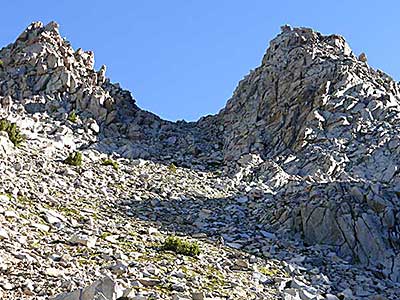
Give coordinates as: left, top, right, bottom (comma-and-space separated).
64, 151, 82, 166
31, 241, 40, 249
67, 110, 77, 123
0, 193, 12, 200
0, 119, 25, 147
161, 236, 200, 257
168, 163, 177, 173
17, 195, 34, 206
101, 158, 119, 170
99, 231, 112, 240
204, 265, 226, 292
259, 266, 288, 277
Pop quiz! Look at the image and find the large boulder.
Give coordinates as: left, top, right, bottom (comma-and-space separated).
51, 277, 124, 300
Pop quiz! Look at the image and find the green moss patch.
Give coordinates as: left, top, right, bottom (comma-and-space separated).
0, 119, 25, 147
101, 158, 119, 170
67, 110, 77, 123
64, 151, 82, 166
161, 236, 200, 257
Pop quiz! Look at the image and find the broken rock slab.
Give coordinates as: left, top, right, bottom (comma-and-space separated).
51, 276, 124, 300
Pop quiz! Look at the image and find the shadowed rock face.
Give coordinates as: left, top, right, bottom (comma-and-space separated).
0, 21, 400, 296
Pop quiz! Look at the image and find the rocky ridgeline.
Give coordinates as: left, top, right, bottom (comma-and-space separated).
0, 21, 221, 168
0, 21, 399, 299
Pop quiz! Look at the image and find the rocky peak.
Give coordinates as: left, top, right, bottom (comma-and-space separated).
220, 25, 400, 181
214, 26, 400, 282
0, 21, 139, 127
264, 25, 353, 64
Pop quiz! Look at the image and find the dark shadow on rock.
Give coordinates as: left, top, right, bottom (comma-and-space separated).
110, 170, 400, 296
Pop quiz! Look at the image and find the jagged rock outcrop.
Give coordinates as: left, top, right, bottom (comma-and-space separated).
0, 21, 220, 166
219, 26, 400, 182
0, 21, 123, 122
0, 21, 400, 299
211, 26, 400, 281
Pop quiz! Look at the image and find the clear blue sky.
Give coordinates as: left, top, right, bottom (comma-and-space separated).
1, 1, 399, 121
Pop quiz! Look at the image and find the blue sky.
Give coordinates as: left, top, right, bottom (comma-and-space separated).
1, 1, 399, 121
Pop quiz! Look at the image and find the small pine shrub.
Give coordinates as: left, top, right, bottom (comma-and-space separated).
0, 119, 25, 147
161, 236, 200, 257
168, 163, 177, 173
101, 158, 119, 170
67, 110, 77, 123
64, 151, 82, 166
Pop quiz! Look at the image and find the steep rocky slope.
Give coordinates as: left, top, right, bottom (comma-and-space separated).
0, 21, 399, 300
215, 26, 400, 282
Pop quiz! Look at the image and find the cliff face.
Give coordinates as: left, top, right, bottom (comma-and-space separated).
0, 21, 400, 299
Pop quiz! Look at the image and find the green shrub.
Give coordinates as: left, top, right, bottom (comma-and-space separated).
0, 60, 3, 68
0, 119, 25, 147
64, 151, 82, 166
101, 158, 119, 170
67, 110, 77, 123
161, 236, 200, 257
168, 163, 177, 173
